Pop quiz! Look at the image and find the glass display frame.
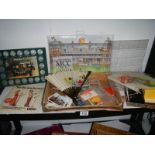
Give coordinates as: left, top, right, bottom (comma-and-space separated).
0, 47, 48, 87
48, 34, 113, 73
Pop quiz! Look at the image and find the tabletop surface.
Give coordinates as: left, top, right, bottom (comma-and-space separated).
0, 82, 140, 115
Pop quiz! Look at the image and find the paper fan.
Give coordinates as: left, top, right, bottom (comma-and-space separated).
45, 71, 91, 98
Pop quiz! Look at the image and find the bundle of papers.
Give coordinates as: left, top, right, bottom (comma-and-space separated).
108, 72, 155, 107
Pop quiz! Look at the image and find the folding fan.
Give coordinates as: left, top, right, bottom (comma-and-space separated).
45, 71, 91, 98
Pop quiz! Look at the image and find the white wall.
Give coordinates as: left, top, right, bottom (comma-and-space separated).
0, 19, 155, 48
0, 19, 155, 71
0, 19, 49, 50
49, 19, 155, 40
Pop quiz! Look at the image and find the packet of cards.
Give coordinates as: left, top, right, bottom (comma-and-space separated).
46, 92, 73, 108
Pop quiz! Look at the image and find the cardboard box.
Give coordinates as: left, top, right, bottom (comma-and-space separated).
90, 123, 134, 135
42, 73, 123, 112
